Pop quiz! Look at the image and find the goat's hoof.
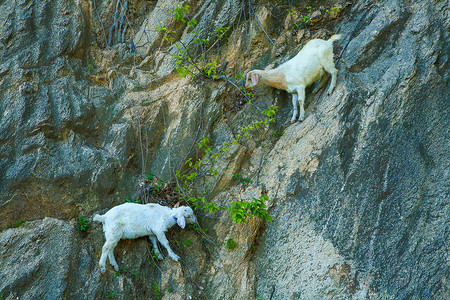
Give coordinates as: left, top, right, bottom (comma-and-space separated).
100, 265, 106, 274
170, 254, 180, 261
290, 120, 297, 124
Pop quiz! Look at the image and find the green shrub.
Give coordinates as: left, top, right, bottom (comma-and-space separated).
229, 195, 273, 224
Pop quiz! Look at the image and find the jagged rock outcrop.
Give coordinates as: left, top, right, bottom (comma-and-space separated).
0, 0, 448, 299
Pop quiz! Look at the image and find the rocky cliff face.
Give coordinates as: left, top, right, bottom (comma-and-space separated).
0, 0, 448, 299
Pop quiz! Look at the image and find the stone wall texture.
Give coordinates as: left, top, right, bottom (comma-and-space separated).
0, 0, 448, 299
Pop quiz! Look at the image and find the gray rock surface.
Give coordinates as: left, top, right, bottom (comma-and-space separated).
255, 1, 449, 299
0, 218, 75, 299
0, 0, 448, 299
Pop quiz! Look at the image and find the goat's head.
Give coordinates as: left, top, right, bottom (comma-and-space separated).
244, 70, 261, 90
173, 206, 197, 229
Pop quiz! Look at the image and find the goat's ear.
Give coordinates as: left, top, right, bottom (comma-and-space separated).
250, 72, 260, 86
177, 212, 186, 229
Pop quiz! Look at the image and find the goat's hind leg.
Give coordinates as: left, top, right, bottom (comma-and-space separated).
99, 238, 120, 272
107, 239, 120, 271
313, 73, 329, 94
323, 63, 338, 95
296, 87, 306, 122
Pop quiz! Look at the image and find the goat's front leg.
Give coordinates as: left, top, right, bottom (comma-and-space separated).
155, 231, 180, 261
296, 87, 306, 121
323, 60, 338, 95
149, 236, 164, 259
290, 93, 299, 123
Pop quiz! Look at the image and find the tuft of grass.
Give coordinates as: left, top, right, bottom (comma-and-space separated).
8, 218, 26, 229
125, 198, 140, 203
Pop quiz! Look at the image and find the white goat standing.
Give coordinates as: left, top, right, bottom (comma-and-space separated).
245, 34, 342, 123
93, 203, 196, 273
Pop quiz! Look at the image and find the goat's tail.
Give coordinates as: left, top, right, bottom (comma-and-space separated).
328, 34, 342, 43
93, 214, 105, 223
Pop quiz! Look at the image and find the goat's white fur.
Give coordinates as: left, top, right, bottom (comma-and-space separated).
93, 203, 196, 273
245, 34, 342, 123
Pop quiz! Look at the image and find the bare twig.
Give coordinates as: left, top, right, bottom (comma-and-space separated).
216, 75, 271, 124
146, 243, 180, 294
336, 3, 372, 64
270, 285, 276, 300
92, 0, 108, 46
108, 0, 120, 46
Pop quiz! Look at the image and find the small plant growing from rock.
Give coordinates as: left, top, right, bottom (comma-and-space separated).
153, 280, 160, 300
86, 59, 94, 73
77, 215, 90, 232
182, 239, 193, 248
125, 198, 140, 203
234, 173, 252, 189
114, 267, 127, 277
8, 218, 26, 229
146, 171, 154, 182
273, 129, 284, 138
225, 238, 237, 250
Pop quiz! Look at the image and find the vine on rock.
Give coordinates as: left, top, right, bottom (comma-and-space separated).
147, 4, 277, 225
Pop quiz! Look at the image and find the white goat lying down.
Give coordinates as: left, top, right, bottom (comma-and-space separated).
93, 203, 196, 273
245, 34, 342, 123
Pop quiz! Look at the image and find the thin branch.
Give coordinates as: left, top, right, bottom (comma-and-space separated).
92, 0, 108, 46
216, 75, 271, 124
146, 243, 180, 294
247, 0, 286, 62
